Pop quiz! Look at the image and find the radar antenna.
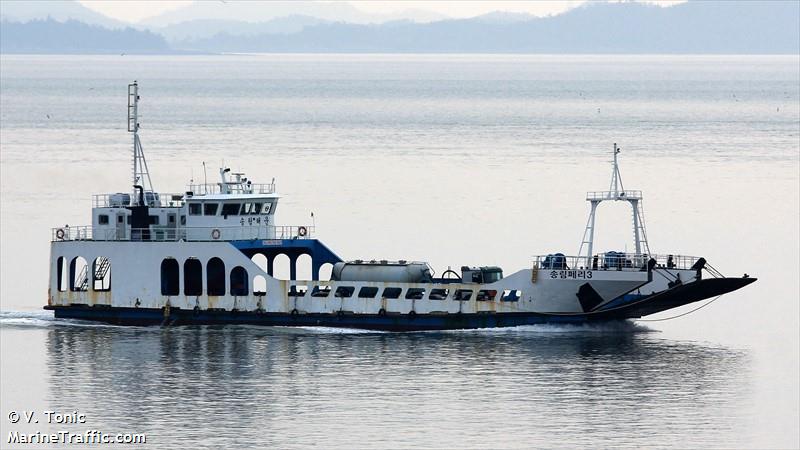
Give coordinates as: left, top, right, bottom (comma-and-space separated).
128, 81, 155, 204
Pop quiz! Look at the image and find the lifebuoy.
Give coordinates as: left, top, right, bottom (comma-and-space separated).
211, 229, 221, 240
298, 226, 307, 237
56, 228, 65, 240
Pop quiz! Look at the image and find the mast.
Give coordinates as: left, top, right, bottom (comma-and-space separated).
128, 81, 155, 205
609, 143, 624, 196
578, 144, 651, 260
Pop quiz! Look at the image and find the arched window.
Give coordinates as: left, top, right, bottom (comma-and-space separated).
253, 275, 267, 295
184, 258, 203, 296
93, 257, 111, 291
70, 257, 88, 292
272, 253, 290, 280
319, 262, 334, 281
251, 253, 268, 272
161, 258, 179, 295
230, 266, 248, 296
296, 254, 312, 280
207, 257, 226, 296
56, 256, 67, 292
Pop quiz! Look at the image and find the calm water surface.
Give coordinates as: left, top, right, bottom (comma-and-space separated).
1, 54, 798, 449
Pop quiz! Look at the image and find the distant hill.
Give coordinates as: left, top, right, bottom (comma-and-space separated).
138, 0, 447, 27
0, 19, 169, 54
0, 0, 127, 28
173, 1, 800, 54
153, 15, 329, 43
1, 1, 798, 55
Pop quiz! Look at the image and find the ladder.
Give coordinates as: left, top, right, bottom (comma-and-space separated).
77, 257, 110, 291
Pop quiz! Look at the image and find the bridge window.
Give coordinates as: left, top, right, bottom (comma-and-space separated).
184, 258, 202, 295
69, 257, 88, 292
207, 257, 226, 295
148, 215, 159, 225
221, 203, 240, 216
250, 203, 263, 215
382, 287, 402, 299
98, 214, 109, 225
335, 286, 354, 298
230, 266, 248, 296
56, 256, 67, 292
203, 203, 218, 216
93, 257, 111, 291
188, 203, 201, 215
501, 290, 521, 302
358, 286, 378, 298
161, 258, 179, 295
261, 203, 272, 214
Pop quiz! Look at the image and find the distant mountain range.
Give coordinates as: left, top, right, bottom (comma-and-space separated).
1, 1, 798, 54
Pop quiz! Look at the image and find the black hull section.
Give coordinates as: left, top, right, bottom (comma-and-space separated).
44, 277, 755, 331
603, 276, 757, 319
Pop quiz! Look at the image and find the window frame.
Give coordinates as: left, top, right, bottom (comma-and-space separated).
203, 203, 219, 216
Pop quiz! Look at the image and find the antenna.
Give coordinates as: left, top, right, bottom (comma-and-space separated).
609, 143, 625, 197
128, 81, 155, 205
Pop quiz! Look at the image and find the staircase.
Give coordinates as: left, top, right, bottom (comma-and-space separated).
77, 257, 110, 291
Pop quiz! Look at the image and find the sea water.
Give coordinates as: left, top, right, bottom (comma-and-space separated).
1, 54, 798, 449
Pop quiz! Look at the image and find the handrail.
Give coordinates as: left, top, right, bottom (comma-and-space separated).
585, 190, 643, 200
186, 182, 275, 196
92, 192, 186, 208
52, 225, 314, 242
533, 253, 700, 271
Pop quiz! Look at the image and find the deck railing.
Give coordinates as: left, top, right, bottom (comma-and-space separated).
52, 225, 314, 242
187, 182, 276, 196
585, 190, 643, 201
533, 253, 700, 271
92, 193, 186, 208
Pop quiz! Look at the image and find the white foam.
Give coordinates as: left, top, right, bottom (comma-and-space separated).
439, 320, 656, 335
0, 310, 127, 329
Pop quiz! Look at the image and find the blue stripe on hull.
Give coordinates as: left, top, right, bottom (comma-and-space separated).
47, 306, 604, 331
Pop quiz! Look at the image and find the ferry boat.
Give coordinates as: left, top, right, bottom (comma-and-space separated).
44, 82, 756, 331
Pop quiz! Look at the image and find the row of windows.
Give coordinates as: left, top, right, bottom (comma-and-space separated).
188, 202, 272, 217
305, 286, 522, 302
97, 214, 179, 226
160, 257, 253, 296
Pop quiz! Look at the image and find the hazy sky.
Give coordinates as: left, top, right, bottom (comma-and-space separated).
78, 1, 685, 23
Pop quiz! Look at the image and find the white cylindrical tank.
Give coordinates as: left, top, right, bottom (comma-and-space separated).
332, 261, 432, 283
